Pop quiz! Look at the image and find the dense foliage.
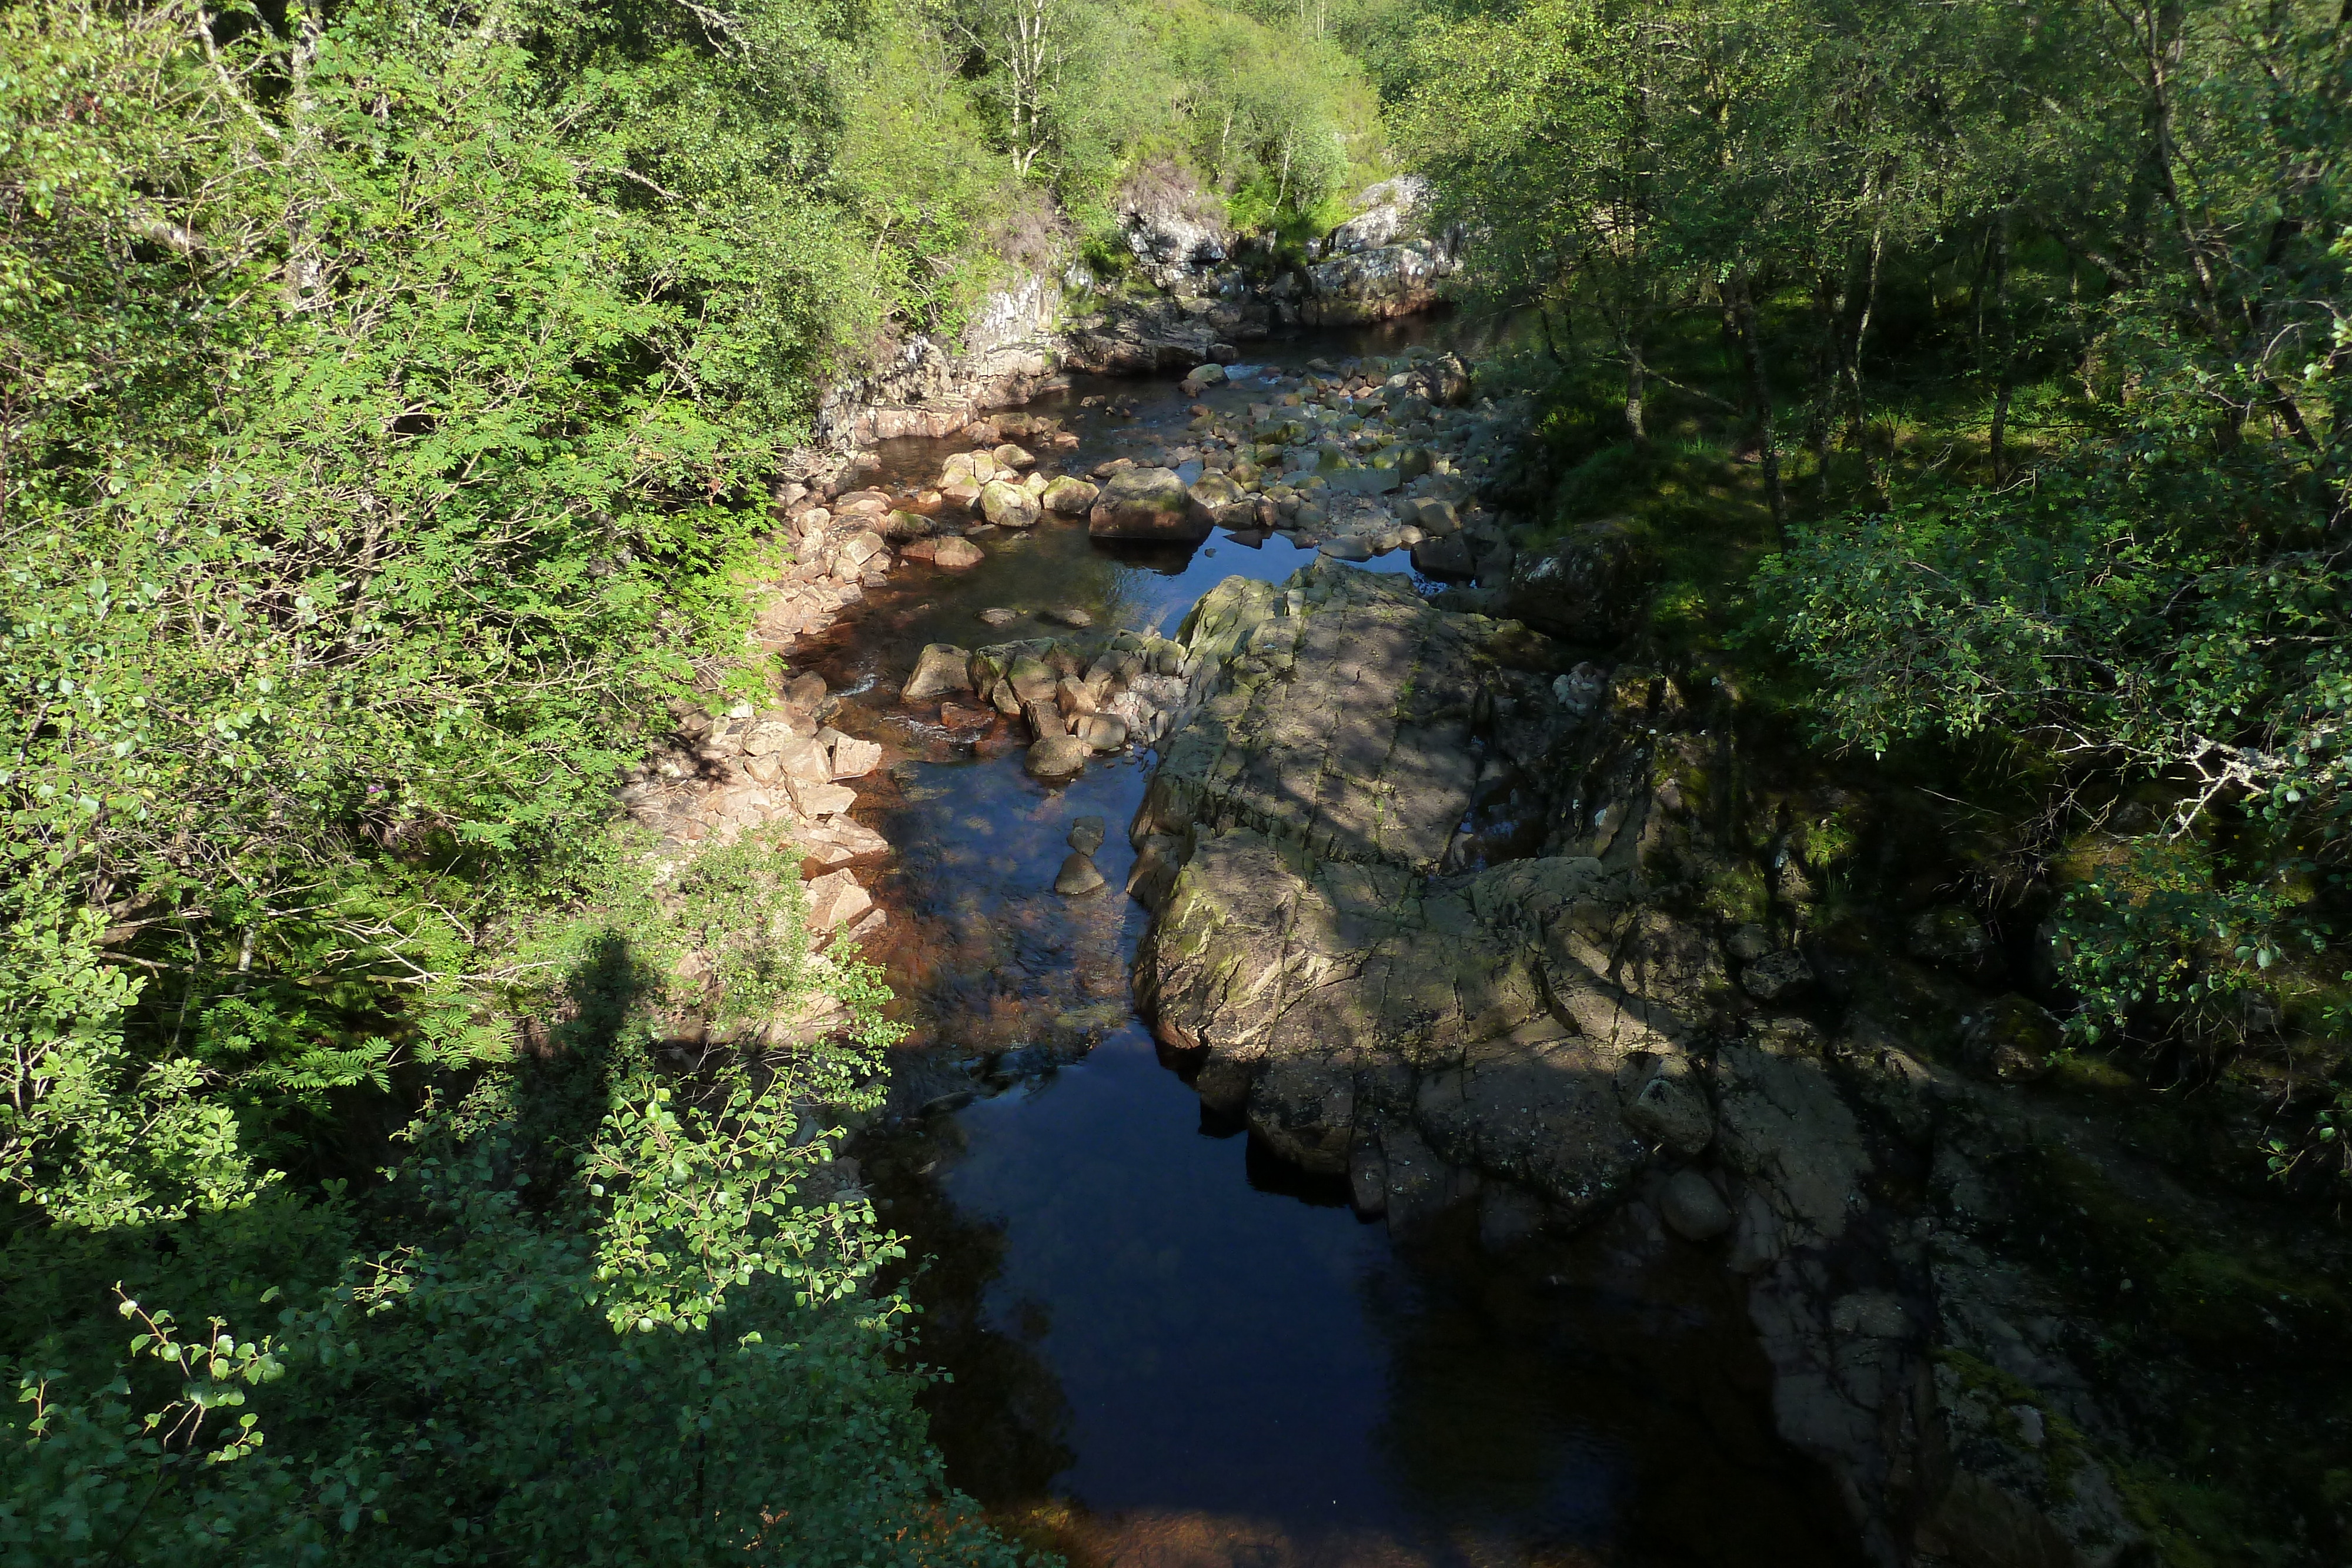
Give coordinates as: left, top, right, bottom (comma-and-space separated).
0, 0, 1125, 1557
1396, 0, 2351, 1159
933, 0, 1388, 242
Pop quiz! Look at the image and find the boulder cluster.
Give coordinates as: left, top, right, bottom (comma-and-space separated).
1067, 176, 1465, 374
617, 670, 892, 950
1078, 347, 1520, 569
898, 629, 1194, 780
819, 176, 1467, 449
755, 413, 1091, 650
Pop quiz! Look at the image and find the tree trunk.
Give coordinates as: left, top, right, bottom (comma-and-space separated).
1987, 208, 2016, 484
1807, 268, 1841, 497
1623, 330, 1649, 445
1842, 220, 1885, 492
280, 4, 326, 314
1729, 272, 1785, 530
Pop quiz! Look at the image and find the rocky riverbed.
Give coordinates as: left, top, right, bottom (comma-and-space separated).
1118, 560, 2136, 1564
620, 339, 1521, 987
626, 306, 2348, 1567
817, 175, 1465, 447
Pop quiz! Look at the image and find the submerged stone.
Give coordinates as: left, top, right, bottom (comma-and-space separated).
1053, 852, 1106, 895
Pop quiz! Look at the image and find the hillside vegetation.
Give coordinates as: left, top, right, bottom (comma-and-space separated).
1395, 0, 2352, 1178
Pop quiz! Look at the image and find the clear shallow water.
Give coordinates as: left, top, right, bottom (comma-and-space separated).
810, 315, 1862, 1566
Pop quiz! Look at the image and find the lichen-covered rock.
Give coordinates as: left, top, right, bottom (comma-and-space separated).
1052, 852, 1105, 895
1132, 561, 1718, 1221
1325, 175, 1429, 254
1712, 1032, 1871, 1246
1041, 475, 1099, 515
1135, 564, 1492, 872
1299, 235, 1461, 326
1492, 519, 1658, 643
1401, 496, 1459, 534
1916, 1350, 2144, 1568
1908, 904, 2004, 981
1088, 466, 1205, 541
1661, 1170, 1733, 1241
1624, 1062, 1715, 1155
980, 478, 1040, 529
1185, 470, 1247, 525
1959, 994, 2064, 1083
1026, 733, 1087, 778
1740, 947, 1815, 1002
1006, 654, 1058, 703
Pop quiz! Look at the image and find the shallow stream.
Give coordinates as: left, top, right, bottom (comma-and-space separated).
801, 315, 1862, 1567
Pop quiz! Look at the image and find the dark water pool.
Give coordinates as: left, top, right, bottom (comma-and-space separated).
806, 314, 1862, 1566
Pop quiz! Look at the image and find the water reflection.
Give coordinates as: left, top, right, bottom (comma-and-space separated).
868, 1028, 1860, 1568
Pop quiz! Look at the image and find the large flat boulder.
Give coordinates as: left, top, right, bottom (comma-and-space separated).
1134, 563, 1497, 872
1136, 824, 1663, 1220
1088, 466, 1207, 542
1130, 560, 1709, 1224
903, 642, 973, 702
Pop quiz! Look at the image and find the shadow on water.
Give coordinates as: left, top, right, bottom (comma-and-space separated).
816, 318, 1863, 1566
866, 1028, 1860, 1568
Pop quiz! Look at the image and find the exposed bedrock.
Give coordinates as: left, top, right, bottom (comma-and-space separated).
1127, 559, 2157, 1568
815, 176, 1465, 447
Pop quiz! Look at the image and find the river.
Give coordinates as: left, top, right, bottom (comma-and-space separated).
792, 312, 1863, 1567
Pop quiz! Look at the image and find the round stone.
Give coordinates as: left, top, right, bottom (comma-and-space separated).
1661, 1170, 1734, 1242
1025, 734, 1087, 778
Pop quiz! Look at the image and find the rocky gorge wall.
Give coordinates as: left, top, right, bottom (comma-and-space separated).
816, 177, 1462, 449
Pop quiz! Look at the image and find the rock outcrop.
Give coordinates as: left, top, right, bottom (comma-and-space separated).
1130, 564, 1704, 1216
1125, 558, 2171, 1568
616, 671, 894, 968
817, 270, 1068, 446
817, 174, 1466, 449
1115, 161, 1233, 292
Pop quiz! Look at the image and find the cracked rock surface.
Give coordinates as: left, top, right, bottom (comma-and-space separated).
1124, 557, 2227, 1568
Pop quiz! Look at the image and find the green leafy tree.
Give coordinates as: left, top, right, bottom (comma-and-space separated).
0, 1, 1053, 1557
1751, 0, 2350, 1102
